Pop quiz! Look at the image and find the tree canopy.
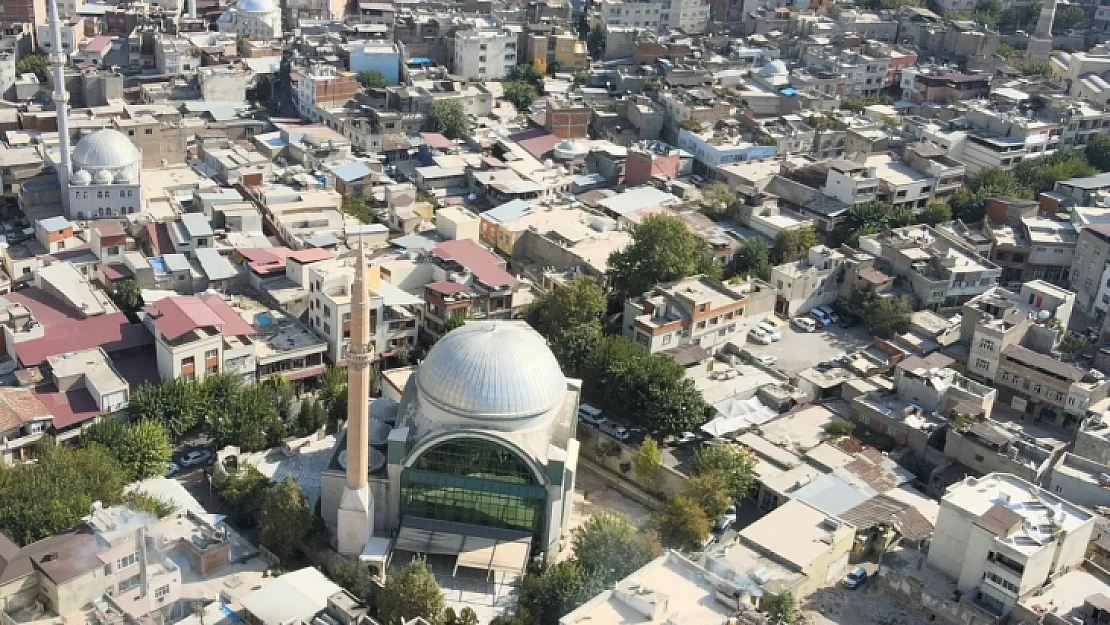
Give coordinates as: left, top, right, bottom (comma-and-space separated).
918, 201, 953, 227
356, 70, 389, 89
651, 495, 709, 550
526, 277, 606, 339
1087, 134, 1110, 172
15, 53, 48, 82
425, 99, 470, 139
503, 81, 539, 111
772, 226, 819, 264
378, 558, 445, 625
850, 287, 913, 338
609, 214, 719, 301
731, 237, 772, 281
259, 476, 314, 561
690, 444, 757, 503
700, 184, 736, 221
84, 418, 172, 481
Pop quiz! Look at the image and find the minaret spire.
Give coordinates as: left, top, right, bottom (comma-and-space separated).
337, 234, 374, 557
47, 0, 72, 179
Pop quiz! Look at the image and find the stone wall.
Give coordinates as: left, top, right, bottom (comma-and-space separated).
871, 567, 998, 625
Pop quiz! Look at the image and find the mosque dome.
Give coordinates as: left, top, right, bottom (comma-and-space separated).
236, 0, 277, 12
415, 321, 567, 424
70, 169, 92, 186
72, 129, 141, 172
761, 60, 788, 77
113, 170, 135, 184
93, 169, 113, 185
553, 139, 589, 161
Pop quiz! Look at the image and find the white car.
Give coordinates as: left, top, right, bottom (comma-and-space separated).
817, 306, 840, 324
165, 462, 180, 477
179, 450, 212, 467
749, 327, 772, 345
810, 308, 833, 326
792, 316, 817, 332
756, 321, 781, 342
754, 355, 777, 367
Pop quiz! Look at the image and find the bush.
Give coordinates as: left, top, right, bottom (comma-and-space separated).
824, 419, 856, 436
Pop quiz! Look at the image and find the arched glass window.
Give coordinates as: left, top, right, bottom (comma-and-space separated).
409, 439, 537, 484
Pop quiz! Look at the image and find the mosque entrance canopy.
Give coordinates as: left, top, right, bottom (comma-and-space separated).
393, 517, 532, 580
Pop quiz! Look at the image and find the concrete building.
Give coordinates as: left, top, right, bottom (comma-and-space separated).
597, 0, 664, 31
622, 275, 775, 355
1070, 223, 1110, 317
349, 42, 400, 84
154, 35, 199, 75
143, 295, 257, 383
216, 0, 282, 38
452, 29, 516, 80
769, 245, 845, 316
662, 0, 710, 32
927, 473, 1095, 616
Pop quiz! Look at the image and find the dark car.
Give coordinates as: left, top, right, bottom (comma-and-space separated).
843, 567, 868, 589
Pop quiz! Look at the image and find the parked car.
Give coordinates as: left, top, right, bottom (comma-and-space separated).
676, 431, 700, 445
578, 403, 606, 427
754, 355, 777, 367
601, 421, 630, 442
714, 506, 738, 533
165, 462, 180, 477
810, 308, 833, 326
179, 450, 212, 467
791, 316, 817, 332
756, 321, 781, 342
843, 567, 868, 589
748, 327, 772, 345
817, 306, 840, 324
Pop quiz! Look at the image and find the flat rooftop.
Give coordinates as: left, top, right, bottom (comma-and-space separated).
739, 499, 854, 571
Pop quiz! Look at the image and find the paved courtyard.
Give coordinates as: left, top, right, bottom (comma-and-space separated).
744, 320, 873, 376
239, 434, 338, 509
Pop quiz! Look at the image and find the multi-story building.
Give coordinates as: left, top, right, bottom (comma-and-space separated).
677, 127, 777, 172
859, 224, 1002, 310
902, 141, 965, 199
143, 294, 257, 383
294, 64, 359, 114
660, 0, 710, 32
821, 159, 879, 205
864, 153, 935, 209
800, 48, 890, 97
1069, 223, 1110, 317
545, 95, 589, 139
154, 35, 199, 75
527, 32, 588, 71
928, 473, 1095, 615
901, 68, 991, 104
452, 29, 516, 80
0, 0, 46, 26
349, 42, 401, 84
622, 275, 775, 354
306, 256, 423, 364
597, 0, 664, 31
959, 282, 1072, 380
943, 420, 1064, 486
769, 245, 845, 316
997, 344, 1110, 425
420, 239, 525, 339
984, 216, 1076, 287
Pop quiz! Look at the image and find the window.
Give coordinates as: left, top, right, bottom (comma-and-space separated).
117, 553, 138, 570
155, 585, 170, 600
661, 334, 672, 345
118, 574, 141, 593
636, 332, 649, 346
978, 338, 995, 352
974, 453, 985, 462
205, 349, 217, 360
974, 359, 990, 371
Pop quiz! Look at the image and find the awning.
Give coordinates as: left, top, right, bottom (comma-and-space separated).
394, 517, 532, 580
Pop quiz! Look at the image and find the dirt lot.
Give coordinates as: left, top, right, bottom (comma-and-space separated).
745, 319, 873, 376
556, 468, 653, 561
800, 587, 935, 625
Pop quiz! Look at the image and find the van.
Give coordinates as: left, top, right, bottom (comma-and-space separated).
578, 403, 605, 427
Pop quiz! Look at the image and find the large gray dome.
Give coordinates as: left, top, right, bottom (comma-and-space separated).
72, 129, 141, 171
416, 321, 567, 423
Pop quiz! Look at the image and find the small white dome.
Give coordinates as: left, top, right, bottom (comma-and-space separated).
72, 129, 141, 172
416, 321, 567, 424
70, 169, 92, 186
93, 169, 113, 185
113, 170, 134, 184
554, 139, 589, 161
761, 60, 788, 76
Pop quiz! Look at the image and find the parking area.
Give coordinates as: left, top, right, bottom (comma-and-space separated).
744, 319, 873, 376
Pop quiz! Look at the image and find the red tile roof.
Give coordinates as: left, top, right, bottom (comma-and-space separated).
510, 129, 561, 162
149, 295, 255, 341
14, 314, 153, 367
430, 239, 515, 288
85, 35, 112, 53
237, 246, 332, 275
31, 385, 100, 430
146, 222, 175, 256
419, 132, 454, 150
426, 281, 470, 295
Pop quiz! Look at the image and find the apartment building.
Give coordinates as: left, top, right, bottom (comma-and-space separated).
677, 127, 777, 172
622, 275, 775, 355
420, 239, 524, 339
960, 282, 1074, 384
306, 257, 423, 364
144, 295, 257, 383
452, 29, 516, 80
902, 141, 965, 199
928, 473, 1095, 615
943, 420, 1064, 486
997, 345, 1110, 425
821, 159, 879, 205
294, 64, 359, 113
864, 153, 935, 209
527, 32, 588, 71
597, 0, 665, 30
769, 245, 845, 316
859, 224, 1002, 310
661, 0, 710, 32
1069, 224, 1110, 318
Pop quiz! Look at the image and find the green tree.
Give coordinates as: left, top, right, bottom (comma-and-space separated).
214, 466, 271, 527
572, 511, 659, 584
651, 495, 709, 550
1012, 148, 1097, 194
767, 594, 797, 624
701, 183, 736, 221
683, 471, 732, 520
296, 398, 326, 436
85, 419, 173, 481
341, 197, 375, 224
833, 201, 891, 246
457, 608, 478, 625
857, 291, 913, 338
128, 379, 206, 442
771, 225, 818, 264
329, 556, 378, 604
0, 446, 130, 545
356, 69, 389, 89
1087, 133, 1110, 172
378, 558, 445, 625
503, 80, 539, 111
691, 445, 756, 503
1052, 4, 1084, 33
1059, 332, 1090, 353
425, 99, 470, 140
259, 476, 313, 561
609, 214, 719, 300
587, 25, 605, 58
526, 276, 606, 339
112, 279, 143, 316
731, 237, 772, 281
1020, 60, 1055, 79
519, 561, 596, 625
440, 310, 469, 337
549, 322, 602, 378
631, 437, 662, 489
15, 53, 48, 82
321, 366, 346, 406
824, 419, 856, 436
919, 201, 953, 226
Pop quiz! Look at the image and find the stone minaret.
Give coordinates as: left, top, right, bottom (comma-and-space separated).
48, 0, 72, 180
1028, 0, 1058, 61
337, 235, 374, 557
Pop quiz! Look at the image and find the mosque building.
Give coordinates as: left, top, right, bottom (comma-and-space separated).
217, 0, 283, 39
320, 241, 581, 576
